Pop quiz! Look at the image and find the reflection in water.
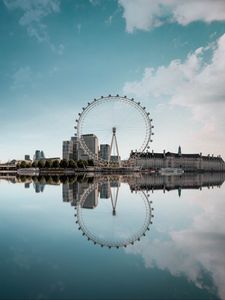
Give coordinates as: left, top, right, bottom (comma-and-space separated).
62, 175, 153, 248
75, 179, 153, 248
1, 172, 225, 299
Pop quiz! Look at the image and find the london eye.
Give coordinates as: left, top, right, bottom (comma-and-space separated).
75, 95, 154, 165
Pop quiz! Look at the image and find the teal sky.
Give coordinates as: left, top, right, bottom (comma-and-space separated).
1, 0, 225, 161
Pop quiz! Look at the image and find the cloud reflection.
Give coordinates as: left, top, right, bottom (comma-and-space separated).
125, 189, 225, 299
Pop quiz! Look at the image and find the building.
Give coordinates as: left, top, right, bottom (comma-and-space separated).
24, 155, 31, 161
80, 134, 98, 160
130, 146, 225, 172
99, 144, 110, 161
63, 134, 99, 161
63, 140, 74, 160
33, 150, 45, 161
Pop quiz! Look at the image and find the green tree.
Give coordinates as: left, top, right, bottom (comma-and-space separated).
37, 160, 45, 168
87, 159, 94, 166
82, 160, 88, 167
20, 161, 27, 168
26, 162, 32, 168
60, 159, 68, 168
32, 161, 38, 168
45, 160, 52, 168
77, 160, 87, 168
68, 159, 77, 168
52, 160, 60, 168
77, 160, 84, 168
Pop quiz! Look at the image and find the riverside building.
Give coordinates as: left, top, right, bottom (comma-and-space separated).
130, 146, 225, 172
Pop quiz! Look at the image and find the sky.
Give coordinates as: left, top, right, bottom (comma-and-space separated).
1, 0, 225, 161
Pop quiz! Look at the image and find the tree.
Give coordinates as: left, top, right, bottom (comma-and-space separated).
32, 161, 38, 168
37, 160, 45, 168
26, 162, 32, 168
82, 160, 88, 167
77, 160, 84, 168
60, 159, 68, 168
87, 159, 94, 166
68, 159, 77, 168
45, 160, 52, 168
77, 160, 88, 168
20, 161, 27, 168
52, 160, 60, 168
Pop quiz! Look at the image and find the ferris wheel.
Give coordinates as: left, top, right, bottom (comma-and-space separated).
74, 179, 154, 249
75, 95, 154, 164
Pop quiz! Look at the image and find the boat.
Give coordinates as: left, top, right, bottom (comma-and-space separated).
159, 168, 184, 175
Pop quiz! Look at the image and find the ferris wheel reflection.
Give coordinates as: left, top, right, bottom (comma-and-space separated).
63, 175, 153, 249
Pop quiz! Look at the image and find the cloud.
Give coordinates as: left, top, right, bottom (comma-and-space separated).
3, 0, 63, 54
123, 33, 225, 156
118, 0, 225, 32
125, 189, 225, 299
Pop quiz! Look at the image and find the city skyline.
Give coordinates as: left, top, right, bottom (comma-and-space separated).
1, 0, 225, 161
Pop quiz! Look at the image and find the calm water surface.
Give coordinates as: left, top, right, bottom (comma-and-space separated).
0, 173, 224, 300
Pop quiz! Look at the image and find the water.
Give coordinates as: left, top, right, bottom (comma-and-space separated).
0, 173, 225, 300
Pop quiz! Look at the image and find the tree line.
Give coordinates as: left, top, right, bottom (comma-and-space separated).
16, 159, 95, 169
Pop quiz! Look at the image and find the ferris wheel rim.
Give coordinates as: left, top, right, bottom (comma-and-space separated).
75, 95, 153, 162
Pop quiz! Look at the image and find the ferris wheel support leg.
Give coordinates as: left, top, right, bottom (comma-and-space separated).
108, 127, 121, 167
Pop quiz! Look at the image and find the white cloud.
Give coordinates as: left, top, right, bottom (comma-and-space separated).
123, 34, 225, 156
3, 0, 63, 54
126, 189, 225, 299
118, 0, 225, 32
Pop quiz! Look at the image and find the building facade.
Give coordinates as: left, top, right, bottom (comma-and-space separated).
33, 150, 45, 161
63, 134, 99, 161
99, 144, 110, 161
130, 147, 225, 171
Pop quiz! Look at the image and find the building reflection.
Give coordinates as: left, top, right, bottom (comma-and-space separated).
128, 172, 225, 195
99, 181, 110, 199
62, 177, 122, 208
61, 172, 225, 206
33, 182, 45, 193
63, 181, 98, 208
1, 172, 225, 198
